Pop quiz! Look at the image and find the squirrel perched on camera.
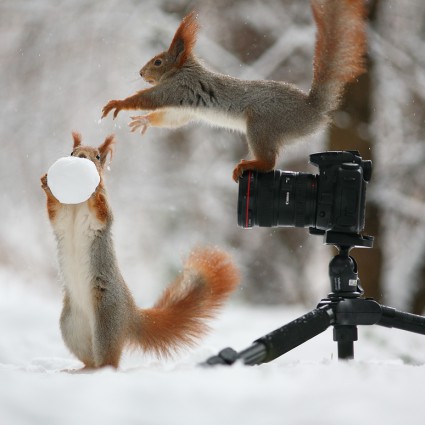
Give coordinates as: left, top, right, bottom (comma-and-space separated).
102, 0, 366, 181
40, 133, 239, 369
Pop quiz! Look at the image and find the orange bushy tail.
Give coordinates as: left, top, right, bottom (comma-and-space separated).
134, 247, 240, 357
308, 0, 366, 112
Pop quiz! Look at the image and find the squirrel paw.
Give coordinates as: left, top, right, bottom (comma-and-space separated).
232, 159, 276, 183
102, 100, 123, 119
40, 173, 56, 199
129, 115, 150, 135
232, 160, 251, 183
40, 173, 48, 190
232, 165, 242, 183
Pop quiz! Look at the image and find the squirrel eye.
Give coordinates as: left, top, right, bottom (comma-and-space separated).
96, 154, 101, 160
154, 59, 162, 66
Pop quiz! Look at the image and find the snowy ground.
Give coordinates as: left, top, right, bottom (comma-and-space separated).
1, 277, 425, 425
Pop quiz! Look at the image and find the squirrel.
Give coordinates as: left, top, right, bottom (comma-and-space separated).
40, 132, 240, 369
101, 0, 366, 182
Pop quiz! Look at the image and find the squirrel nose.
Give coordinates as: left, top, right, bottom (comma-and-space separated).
78, 153, 87, 159
139, 69, 144, 78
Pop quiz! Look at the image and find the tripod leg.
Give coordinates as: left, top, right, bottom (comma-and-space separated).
203, 305, 333, 366
378, 305, 425, 334
252, 306, 333, 364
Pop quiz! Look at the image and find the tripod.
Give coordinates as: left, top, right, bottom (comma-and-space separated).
204, 231, 425, 366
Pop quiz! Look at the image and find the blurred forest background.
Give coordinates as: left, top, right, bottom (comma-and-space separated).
1, 0, 425, 313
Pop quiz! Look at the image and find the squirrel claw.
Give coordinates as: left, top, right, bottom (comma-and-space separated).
129, 115, 150, 135
232, 164, 244, 183
102, 100, 122, 119
233, 159, 253, 182
232, 159, 276, 182
41, 173, 48, 189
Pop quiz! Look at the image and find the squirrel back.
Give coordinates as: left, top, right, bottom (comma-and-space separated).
41, 133, 239, 369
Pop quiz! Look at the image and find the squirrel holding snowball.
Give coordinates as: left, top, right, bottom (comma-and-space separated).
40, 133, 239, 369
102, 0, 367, 181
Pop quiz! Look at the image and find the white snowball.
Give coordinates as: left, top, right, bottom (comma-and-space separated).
47, 156, 101, 204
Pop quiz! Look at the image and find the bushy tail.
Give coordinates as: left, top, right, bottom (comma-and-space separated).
308, 0, 366, 112
133, 247, 240, 357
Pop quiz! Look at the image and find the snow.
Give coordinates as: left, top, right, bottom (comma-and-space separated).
1, 278, 425, 425
47, 157, 100, 204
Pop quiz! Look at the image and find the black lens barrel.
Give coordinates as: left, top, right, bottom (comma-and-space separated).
238, 170, 317, 228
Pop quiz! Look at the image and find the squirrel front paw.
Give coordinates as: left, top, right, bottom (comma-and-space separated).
102, 100, 123, 119
41, 173, 49, 190
129, 115, 151, 135
40, 173, 56, 199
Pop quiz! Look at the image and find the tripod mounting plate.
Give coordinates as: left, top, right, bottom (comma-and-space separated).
324, 231, 374, 249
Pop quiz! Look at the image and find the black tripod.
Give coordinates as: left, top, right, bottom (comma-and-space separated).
204, 231, 425, 366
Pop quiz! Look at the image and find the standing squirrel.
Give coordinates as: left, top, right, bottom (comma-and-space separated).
40, 133, 239, 369
101, 0, 366, 181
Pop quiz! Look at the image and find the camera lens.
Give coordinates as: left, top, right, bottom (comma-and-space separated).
238, 170, 317, 228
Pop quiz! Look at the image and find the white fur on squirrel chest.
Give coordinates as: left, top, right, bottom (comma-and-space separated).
47, 156, 100, 204
55, 202, 104, 327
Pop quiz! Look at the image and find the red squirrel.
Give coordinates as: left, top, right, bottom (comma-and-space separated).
41, 133, 239, 369
102, 0, 366, 181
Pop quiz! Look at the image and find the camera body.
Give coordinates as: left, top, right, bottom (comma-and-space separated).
238, 151, 372, 236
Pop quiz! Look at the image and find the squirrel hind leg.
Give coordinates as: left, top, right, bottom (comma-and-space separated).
234, 114, 279, 181
91, 330, 124, 369
92, 318, 127, 368
232, 157, 276, 182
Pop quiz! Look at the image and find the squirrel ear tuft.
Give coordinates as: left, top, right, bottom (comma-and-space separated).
98, 134, 115, 165
72, 132, 82, 148
168, 11, 199, 65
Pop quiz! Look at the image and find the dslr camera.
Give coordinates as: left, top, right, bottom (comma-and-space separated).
237, 151, 372, 237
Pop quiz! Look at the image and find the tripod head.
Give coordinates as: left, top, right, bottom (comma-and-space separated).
323, 231, 374, 298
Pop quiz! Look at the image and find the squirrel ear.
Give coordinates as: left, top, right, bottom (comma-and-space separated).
72, 132, 82, 148
98, 134, 115, 165
168, 11, 199, 65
